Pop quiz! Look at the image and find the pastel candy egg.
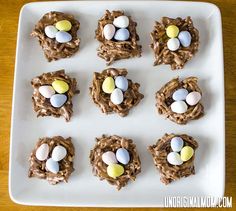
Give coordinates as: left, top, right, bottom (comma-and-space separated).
38, 85, 55, 98
44, 25, 58, 38
46, 158, 59, 174
172, 88, 188, 101
103, 24, 116, 40
102, 151, 118, 165
113, 15, 129, 28
170, 101, 188, 114
50, 94, 67, 108
114, 28, 130, 41
110, 88, 124, 105
171, 137, 184, 152
167, 38, 180, 51
35, 143, 49, 161
102, 77, 115, 94
115, 76, 128, 91
166, 25, 179, 38
107, 164, 124, 179
116, 148, 130, 165
51, 145, 67, 161
178, 31, 192, 47
55, 20, 72, 31
180, 146, 194, 162
55, 31, 72, 43
186, 91, 201, 106
52, 80, 69, 94
167, 152, 183, 165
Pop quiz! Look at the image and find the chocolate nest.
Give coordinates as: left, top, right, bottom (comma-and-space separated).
28, 136, 75, 185
150, 16, 199, 70
31, 70, 79, 121
148, 133, 198, 185
89, 68, 144, 117
31, 11, 80, 61
156, 77, 204, 124
95, 10, 142, 65
89, 135, 141, 190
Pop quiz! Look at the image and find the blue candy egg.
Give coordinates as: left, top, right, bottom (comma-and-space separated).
171, 137, 184, 152
50, 94, 67, 108
178, 31, 192, 47
116, 148, 130, 165
114, 28, 130, 41
115, 76, 128, 91
55, 31, 72, 43
172, 88, 188, 101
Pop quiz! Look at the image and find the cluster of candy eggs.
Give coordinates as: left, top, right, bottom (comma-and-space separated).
102, 75, 129, 105
170, 88, 202, 114
44, 20, 73, 43
167, 136, 194, 165
165, 25, 192, 51
39, 80, 69, 108
35, 143, 67, 174
102, 148, 130, 179
103, 15, 130, 41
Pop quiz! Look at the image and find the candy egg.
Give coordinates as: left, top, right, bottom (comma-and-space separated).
167, 38, 180, 51
103, 24, 116, 40
166, 25, 179, 38
170, 101, 188, 114
171, 137, 184, 152
44, 25, 58, 38
55, 20, 72, 31
114, 28, 130, 41
50, 94, 67, 108
186, 91, 201, 106
51, 145, 67, 161
55, 31, 72, 43
167, 152, 183, 165
35, 143, 49, 161
110, 88, 124, 105
115, 76, 128, 92
52, 80, 69, 94
180, 146, 194, 162
102, 151, 117, 165
113, 15, 129, 28
46, 158, 59, 174
107, 164, 124, 179
172, 88, 188, 101
178, 31, 192, 47
38, 85, 55, 98
102, 77, 115, 94
116, 148, 130, 165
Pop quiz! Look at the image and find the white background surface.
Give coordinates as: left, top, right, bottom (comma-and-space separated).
9, 1, 225, 207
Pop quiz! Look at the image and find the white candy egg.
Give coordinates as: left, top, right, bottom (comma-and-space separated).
110, 88, 124, 105
38, 85, 55, 98
167, 38, 180, 51
35, 143, 49, 161
44, 25, 58, 38
103, 24, 116, 40
113, 15, 129, 28
51, 145, 67, 161
167, 152, 183, 165
186, 91, 201, 106
170, 101, 188, 114
46, 158, 59, 174
102, 151, 118, 165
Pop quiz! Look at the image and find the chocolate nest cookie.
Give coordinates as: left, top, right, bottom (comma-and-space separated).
148, 133, 198, 185
31, 70, 79, 121
28, 136, 75, 185
150, 16, 199, 70
31, 11, 80, 61
95, 10, 142, 65
90, 135, 141, 190
156, 77, 204, 124
89, 68, 144, 117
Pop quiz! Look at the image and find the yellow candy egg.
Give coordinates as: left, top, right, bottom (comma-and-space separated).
180, 146, 194, 162
102, 77, 115, 94
166, 25, 179, 38
55, 20, 72, 31
107, 164, 124, 179
52, 80, 69, 94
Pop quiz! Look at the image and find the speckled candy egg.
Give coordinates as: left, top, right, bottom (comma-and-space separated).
166, 25, 179, 38
167, 152, 183, 165
35, 143, 49, 161
46, 158, 59, 174
44, 25, 58, 38
55, 20, 72, 31
178, 31, 192, 47
102, 151, 118, 165
103, 24, 116, 40
102, 77, 115, 94
38, 85, 55, 98
50, 94, 67, 108
113, 15, 129, 28
110, 88, 124, 105
51, 145, 67, 161
115, 76, 128, 92
170, 137, 184, 152
170, 101, 188, 114
116, 148, 130, 165
172, 88, 188, 101
167, 38, 180, 51
52, 80, 69, 94
107, 163, 124, 178
180, 146, 194, 162
55, 31, 72, 43
114, 28, 130, 41
186, 91, 201, 106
